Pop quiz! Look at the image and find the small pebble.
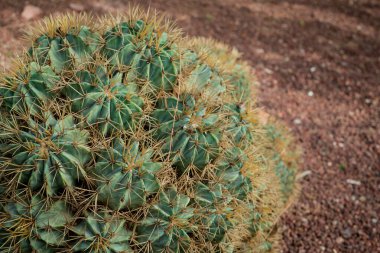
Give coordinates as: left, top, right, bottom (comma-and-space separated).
294, 118, 302, 125
21, 5, 42, 20
264, 68, 273, 74
342, 228, 352, 239
308, 91, 314, 97
69, 3, 86, 11
359, 196, 366, 202
372, 218, 378, 224
336, 237, 344, 244
310, 66, 317, 72
296, 170, 312, 180
347, 179, 361, 185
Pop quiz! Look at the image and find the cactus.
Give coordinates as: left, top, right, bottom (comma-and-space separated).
0, 194, 73, 251
94, 138, 161, 210
0, 114, 90, 196
264, 123, 298, 202
72, 212, 132, 252
0, 10, 298, 253
136, 187, 194, 252
63, 65, 144, 136
151, 93, 222, 173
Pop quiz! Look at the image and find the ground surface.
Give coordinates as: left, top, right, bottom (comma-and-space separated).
0, 0, 379, 252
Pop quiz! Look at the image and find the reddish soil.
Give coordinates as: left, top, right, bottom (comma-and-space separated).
0, 0, 379, 252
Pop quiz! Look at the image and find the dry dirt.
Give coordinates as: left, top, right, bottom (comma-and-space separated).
0, 0, 379, 252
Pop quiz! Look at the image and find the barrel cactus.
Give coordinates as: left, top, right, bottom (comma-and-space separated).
0, 10, 299, 252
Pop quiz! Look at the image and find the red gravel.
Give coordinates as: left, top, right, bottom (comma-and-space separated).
0, 0, 379, 252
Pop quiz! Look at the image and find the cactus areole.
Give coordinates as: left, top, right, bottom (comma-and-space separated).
0, 10, 298, 253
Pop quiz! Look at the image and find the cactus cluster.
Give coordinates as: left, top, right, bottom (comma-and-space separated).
0, 10, 298, 253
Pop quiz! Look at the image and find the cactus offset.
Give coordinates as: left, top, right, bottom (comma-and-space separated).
0, 10, 299, 253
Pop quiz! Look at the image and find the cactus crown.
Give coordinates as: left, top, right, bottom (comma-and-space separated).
0, 9, 298, 253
